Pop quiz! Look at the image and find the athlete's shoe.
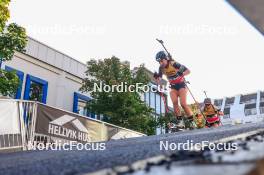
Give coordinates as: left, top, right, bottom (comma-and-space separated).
168, 117, 185, 129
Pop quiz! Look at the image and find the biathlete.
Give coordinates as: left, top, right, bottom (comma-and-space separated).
202, 98, 223, 128
153, 51, 196, 130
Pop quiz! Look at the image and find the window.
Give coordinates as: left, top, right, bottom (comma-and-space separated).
223, 114, 230, 119
259, 107, 264, 114
161, 95, 165, 114
245, 108, 257, 116
24, 74, 48, 103
223, 108, 230, 115
29, 81, 43, 102
150, 92, 156, 109
4, 66, 24, 99
260, 92, 264, 102
225, 97, 235, 106
214, 99, 223, 107
244, 103, 257, 116
77, 99, 88, 116
241, 99, 257, 104
73, 92, 94, 118
145, 91, 150, 106
240, 94, 257, 104
156, 93, 161, 115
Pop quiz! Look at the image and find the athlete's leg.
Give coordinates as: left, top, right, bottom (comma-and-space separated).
212, 121, 220, 128
178, 87, 196, 129
178, 88, 193, 116
212, 123, 219, 128
170, 89, 181, 117
169, 88, 185, 129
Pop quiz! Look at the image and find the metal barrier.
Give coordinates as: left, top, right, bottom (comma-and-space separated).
0, 100, 25, 151
0, 99, 145, 152
0, 134, 22, 151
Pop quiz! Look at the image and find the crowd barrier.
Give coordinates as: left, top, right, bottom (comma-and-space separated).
0, 99, 145, 152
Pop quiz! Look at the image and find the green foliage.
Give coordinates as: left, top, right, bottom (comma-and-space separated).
190, 104, 206, 128
28, 81, 43, 102
0, 23, 27, 61
0, 69, 19, 96
157, 111, 175, 127
0, 0, 27, 97
0, 0, 10, 32
80, 56, 158, 135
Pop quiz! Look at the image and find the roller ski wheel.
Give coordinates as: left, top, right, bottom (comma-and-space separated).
168, 121, 185, 133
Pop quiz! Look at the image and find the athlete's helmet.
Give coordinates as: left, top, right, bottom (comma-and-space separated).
204, 98, 212, 104
155, 51, 167, 62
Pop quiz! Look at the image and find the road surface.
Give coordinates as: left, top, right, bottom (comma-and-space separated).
0, 122, 264, 175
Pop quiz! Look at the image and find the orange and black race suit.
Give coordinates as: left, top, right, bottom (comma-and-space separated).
202, 104, 221, 127
156, 60, 189, 91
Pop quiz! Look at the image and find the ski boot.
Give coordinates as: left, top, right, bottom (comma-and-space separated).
168, 117, 185, 132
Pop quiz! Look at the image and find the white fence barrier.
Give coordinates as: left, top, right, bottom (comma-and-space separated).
0, 99, 145, 152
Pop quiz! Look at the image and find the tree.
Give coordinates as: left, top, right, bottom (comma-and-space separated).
80, 56, 158, 135
0, 0, 27, 97
190, 104, 206, 128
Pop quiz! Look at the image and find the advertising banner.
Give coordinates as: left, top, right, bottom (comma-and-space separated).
35, 104, 144, 143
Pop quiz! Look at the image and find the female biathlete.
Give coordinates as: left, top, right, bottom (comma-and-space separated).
153, 51, 196, 129
202, 98, 223, 128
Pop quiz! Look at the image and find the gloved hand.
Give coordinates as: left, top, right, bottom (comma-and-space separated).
153, 72, 159, 79
175, 72, 183, 77
177, 65, 186, 76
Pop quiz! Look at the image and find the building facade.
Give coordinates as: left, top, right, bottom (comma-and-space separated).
1, 37, 99, 118
134, 67, 168, 135
213, 91, 264, 125
1, 37, 168, 134
143, 82, 167, 135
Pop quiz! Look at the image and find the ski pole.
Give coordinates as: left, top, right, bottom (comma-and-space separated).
203, 91, 208, 98
156, 39, 172, 60
184, 80, 206, 120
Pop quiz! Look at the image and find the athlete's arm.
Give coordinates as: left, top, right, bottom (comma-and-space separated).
154, 67, 163, 80
155, 67, 163, 78
214, 105, 224, 116
158, 66, 163, 77
173, 62, 190, 76
183, 69, 190, 76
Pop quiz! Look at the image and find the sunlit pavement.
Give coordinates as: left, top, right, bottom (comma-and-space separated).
0, 122, 264, 175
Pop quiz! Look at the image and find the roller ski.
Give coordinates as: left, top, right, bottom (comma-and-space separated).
167, 117, 185, 132
168, 116, 197, 132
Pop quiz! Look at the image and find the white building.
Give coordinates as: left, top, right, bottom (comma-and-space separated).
1, 37, 95, 118
142, 68, 168, 134
213, 91, 264, 125
0, 37, 168, 134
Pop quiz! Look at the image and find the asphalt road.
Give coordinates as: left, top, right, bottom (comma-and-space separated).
0, 122, 264, 175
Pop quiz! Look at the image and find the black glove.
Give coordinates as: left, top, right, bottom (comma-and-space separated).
175, 71, 183, 77
177, 65, 186, 75
153, 72, 159, 79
